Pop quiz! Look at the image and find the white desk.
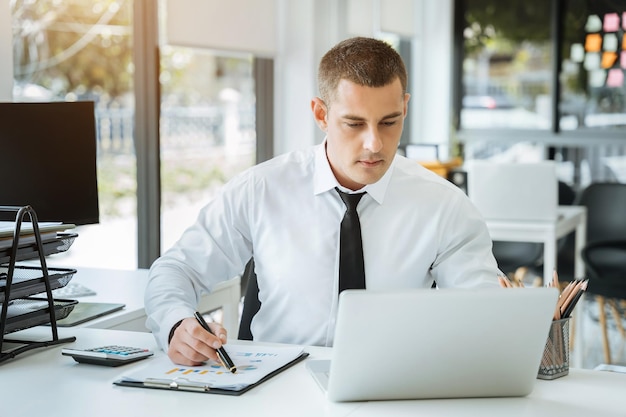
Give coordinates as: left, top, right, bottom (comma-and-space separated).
2, 327, 625, 417
485, 206, 587, 284
55, 267, 241, 335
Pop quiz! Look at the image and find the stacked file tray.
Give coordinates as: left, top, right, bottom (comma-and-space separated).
0, 232, 77, 265
2, 298, 77, 334
1, 265, 78, 334
0, 205, 78, 363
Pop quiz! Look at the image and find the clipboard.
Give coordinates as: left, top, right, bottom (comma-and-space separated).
113, 351, 309, 396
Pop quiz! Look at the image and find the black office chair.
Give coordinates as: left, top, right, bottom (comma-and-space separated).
492, 181, 577, 282
543, 182, 625, 281
576, 183, 626, 364
238, 258, 260, 340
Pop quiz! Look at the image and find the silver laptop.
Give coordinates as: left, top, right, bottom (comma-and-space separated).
307, 287, 558, 402
465, 160, 558, 222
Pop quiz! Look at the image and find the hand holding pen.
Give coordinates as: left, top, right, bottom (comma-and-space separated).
194, 312, 237, 373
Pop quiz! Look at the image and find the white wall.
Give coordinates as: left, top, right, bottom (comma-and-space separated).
0, 0, 13, 100
273, 0, 319, 154
165, 0, 276, 56
411, 0, 454, 154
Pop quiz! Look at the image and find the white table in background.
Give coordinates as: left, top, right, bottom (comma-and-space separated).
485, 206, 587, 284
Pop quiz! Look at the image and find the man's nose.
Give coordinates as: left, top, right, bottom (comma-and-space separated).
362, 128, 383, 153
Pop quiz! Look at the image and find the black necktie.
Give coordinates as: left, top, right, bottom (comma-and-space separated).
336, 188, 366, 293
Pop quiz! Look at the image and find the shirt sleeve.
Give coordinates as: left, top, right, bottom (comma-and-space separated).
144, 175, 254, 352
429, 193, 502, 289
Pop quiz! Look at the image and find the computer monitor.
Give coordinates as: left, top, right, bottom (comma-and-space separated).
0, 101, 100, 225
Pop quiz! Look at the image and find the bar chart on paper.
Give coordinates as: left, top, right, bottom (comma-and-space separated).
165, 358, 260, 377
118, 345, 306, 391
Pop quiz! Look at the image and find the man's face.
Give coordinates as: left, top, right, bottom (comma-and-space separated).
312, 78, 410, 190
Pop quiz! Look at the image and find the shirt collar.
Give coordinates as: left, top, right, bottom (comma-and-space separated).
313, 138, 394, 205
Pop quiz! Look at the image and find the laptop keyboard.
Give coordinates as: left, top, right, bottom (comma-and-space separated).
51, 283, 97, 298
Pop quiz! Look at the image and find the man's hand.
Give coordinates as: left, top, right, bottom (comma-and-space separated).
167, 317, 228, 366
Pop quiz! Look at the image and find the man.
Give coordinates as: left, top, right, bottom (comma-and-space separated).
145, 37, 500, 366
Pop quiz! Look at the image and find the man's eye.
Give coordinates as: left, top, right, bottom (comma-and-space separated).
381, 121, 397, 127
345, 122, 363, 128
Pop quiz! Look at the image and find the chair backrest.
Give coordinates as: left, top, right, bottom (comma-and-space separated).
558, 181, 577, 206
237, 258, 260, 340
552, 182, 625, 281
578, 183, 626, 299
579, 182, 626, 244
582, 241, 626, 299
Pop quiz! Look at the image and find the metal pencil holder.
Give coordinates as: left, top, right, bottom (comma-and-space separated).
538, 318, 570, 380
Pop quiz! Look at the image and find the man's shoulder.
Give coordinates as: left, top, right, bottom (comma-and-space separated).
232, 146, 317, 186
259, 146, 316, 168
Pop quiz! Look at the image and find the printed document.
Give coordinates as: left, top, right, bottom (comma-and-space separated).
118, 344, 306, 391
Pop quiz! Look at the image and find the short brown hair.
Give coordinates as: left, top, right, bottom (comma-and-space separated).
317, 37, 408, 105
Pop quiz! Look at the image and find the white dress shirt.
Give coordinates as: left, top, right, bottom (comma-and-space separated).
145, 142, 500, 351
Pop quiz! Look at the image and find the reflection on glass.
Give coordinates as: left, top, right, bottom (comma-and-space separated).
461, 0, 552, 130
11, 0, 137, 269
560, 1, 626, 131
461, 0, 626, 132
159, 47, 256, 252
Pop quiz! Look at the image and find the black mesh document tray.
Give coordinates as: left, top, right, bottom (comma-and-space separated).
0, 233, 77, 265
0, 265, 76, 301
2, 298, 77, 334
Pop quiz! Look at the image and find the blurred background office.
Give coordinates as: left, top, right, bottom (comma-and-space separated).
1, 0, 625, 368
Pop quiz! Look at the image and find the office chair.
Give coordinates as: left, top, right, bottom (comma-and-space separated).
492, 181, 577, 282
238, 258, 260, 340
577, 183, 626, 364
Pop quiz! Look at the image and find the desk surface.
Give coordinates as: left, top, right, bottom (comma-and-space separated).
61, 267, 151, 330
2, 327, 624, 417
46, 266, 240, 333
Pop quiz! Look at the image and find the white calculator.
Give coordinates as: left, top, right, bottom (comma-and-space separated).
62, 345, 153, 367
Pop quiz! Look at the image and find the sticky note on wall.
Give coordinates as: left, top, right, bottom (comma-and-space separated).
603, 13, 619, 32
585, 33, 602, 52
603, 34, 618, 52
589, 69, 606, 88
602, 52, 618, 68
606, 68, 624, 88
585, 15, 602, 32
584, 52, 601, 70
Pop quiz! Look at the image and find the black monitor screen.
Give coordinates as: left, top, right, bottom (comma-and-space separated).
0, 101, 100, 225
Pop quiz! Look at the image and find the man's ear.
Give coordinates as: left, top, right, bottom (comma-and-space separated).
403, 93, 411, 118
311, 97, 328, 132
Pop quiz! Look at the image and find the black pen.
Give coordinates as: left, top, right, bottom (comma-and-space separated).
194, 312, 237, 373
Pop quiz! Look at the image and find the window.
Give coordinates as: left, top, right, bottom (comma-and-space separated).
460, 0, 553, 130
159, 47, 256, 251
11, 1, 263, 268
458, 0, 626, 133
12, 0, 137, 269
